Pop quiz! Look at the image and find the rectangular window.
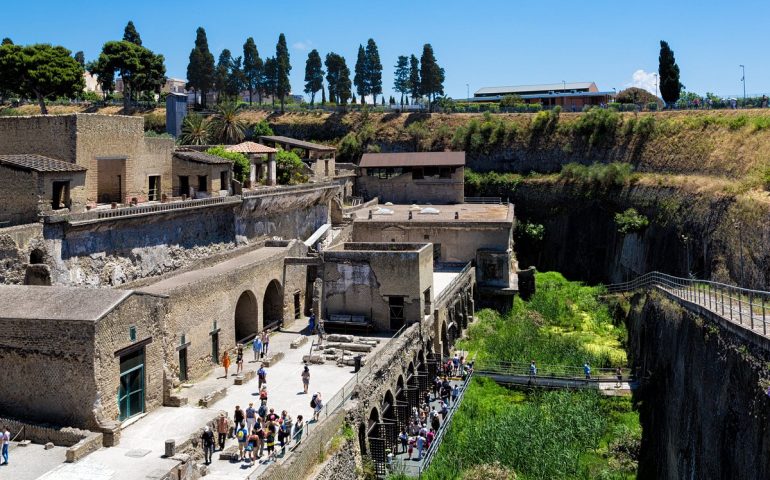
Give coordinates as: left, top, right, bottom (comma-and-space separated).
178, 347, 188, 382
129, 326, 137, 342
178, 176, 189, 197
220, 171, 228, 191
51, 181, 70, 209
198, 175, 208, 192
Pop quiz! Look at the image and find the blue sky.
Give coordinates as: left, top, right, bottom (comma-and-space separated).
2, 0, 769, 100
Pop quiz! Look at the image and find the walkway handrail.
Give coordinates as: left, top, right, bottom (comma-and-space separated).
476, 360, 631, 380
606, 271, 770, 337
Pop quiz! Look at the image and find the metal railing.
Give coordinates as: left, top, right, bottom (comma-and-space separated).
434, 262, 473, 307
475, 360, 631, 381
606, 271, 770, 337
54, 195, 241, 224
464, 196, 503, 204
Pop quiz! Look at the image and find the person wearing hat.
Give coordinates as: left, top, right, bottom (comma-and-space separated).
216, 413, 229, 450
201, 425, 215, 464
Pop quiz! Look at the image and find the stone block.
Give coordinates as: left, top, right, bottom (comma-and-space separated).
164, 439, 175, 457
44, 442, 54, 450
234, 369, 256, 385
65, 431, 103, 463
303, 355, 325, 364
290, 336, 309, 349
198, 386, 228, 408
263, 351, 284, 367
219, 445, 240, 461
326, 334, 354, 343
326, 342, 372, 352
166, 393, 188, 407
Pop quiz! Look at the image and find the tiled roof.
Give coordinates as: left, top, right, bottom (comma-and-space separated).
359, 151, 466, 168
225, 141, 277, 154
174, 150, 233, 165
0, 154, 86, 173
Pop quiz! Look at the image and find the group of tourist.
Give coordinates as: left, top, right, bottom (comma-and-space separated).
199, 328, 325, 467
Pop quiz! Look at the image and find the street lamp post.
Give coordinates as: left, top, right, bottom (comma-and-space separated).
740, 65, 746, 107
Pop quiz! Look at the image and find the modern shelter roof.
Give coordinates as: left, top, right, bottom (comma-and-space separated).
259, 135, 336, 152
0, 285, 132, 321
174, 150, 233, 165
359, 151, 466, 168
0, 154, 87, 173
475, 82, 596, 95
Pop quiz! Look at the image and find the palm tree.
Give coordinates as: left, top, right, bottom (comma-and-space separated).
178, 113, 211, 145
210, 101, 246, 144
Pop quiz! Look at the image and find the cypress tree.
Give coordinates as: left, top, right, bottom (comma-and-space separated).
275, 33, 291, 113
243, 37, 262, 105
393, 55, 410, 106
187, 27, 216, 107
304, 49, 324, 105
354, 45, 368, 105
365, 39, 382, 105
408, 54, 420, 105
123, 21, 142, 46
658, 40, 682, 106
419, 44, 445, 111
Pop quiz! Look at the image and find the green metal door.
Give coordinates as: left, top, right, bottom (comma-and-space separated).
118, 349, 145, 421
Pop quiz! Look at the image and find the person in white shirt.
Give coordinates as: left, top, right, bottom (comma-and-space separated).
1, 425, 10, 466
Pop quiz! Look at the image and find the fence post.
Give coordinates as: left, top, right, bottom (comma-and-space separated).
763, 294, 767, 336
739, 287, 743, 325
729, 287, 733, 322
750, 291, 754, 330
721, 287, 725, 316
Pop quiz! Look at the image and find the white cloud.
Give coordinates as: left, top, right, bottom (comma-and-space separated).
293, 40, 313, 52
625, 69, 658, 95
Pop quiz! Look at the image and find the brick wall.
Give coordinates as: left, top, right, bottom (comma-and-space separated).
356, 167, 464, 204
0, 165, 38, 225
0, 115, 77, 163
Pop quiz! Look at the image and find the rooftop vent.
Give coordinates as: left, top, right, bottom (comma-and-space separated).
373, 207, 394, 215
419, 207, 440, 215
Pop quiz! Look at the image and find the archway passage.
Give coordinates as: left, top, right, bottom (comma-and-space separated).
263, 280, 283, 329
441, 321, 449, 357
235, 291, 258, 343
381, 390, 397, 451
29, 249, 45, 264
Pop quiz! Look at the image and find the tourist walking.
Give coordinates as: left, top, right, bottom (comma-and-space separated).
216, 413, 229, 450
236, 345, 244, 375
416, 433, 426, 460
615, 367, 623, 388
584, 362, 591, 380
261, 330, 270, 357
253, 336, 262, 362
293, 415, 304, 442
234, 405, 245, 429
222, 351, 231, 378
311, 392, 323, 421
1, 425, 9, 466
201, 426, 215, 464
246, 429, 260, 463
236, 423, 248, 461
301, 365, 310, 394
245, 403, 257, 433
452, 353, 460, 376
398, 428, 408, 454
308, 313, 316, 334
265, 421, 277, 461
529, 360, 537, 378
451, 384, 459, 404
258, 365, 267, 389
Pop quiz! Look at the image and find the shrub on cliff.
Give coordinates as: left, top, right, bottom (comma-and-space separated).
571, 107, 621, 146
614, 208, 649, 234
559, 162, 637, 189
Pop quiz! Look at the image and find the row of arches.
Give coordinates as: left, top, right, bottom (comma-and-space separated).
234, 279, 284, 343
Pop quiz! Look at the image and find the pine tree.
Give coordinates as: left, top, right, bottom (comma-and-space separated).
354, 45, 368, 105
275, 33, 291, 112
123, 21, 142, 46
304, 49, 324, 105
393, 55, 410, 106
658, 40, 682, 106
74, 51, 85, 67
365, 39, 382, 105
408, 54, 420, 105
215, 49, 233, 102
243, 37, 263, 105
186, 27, 216, 107
419, 44, 444, 111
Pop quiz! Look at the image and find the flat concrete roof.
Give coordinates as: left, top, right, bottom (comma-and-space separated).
354, 203, 513, 224
0, 285, 132, 321
139, 246, 287, 295
259, 135, 336, 152
360, 151, 465, 168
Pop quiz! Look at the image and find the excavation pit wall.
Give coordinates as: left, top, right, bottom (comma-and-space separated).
627, 291, 770, 479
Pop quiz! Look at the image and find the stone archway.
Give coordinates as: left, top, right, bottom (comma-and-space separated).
235, 290, 258, 342
263, 279, 283, 329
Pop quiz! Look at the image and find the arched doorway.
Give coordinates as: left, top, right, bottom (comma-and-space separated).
235, 291, 258, 343
263, 280, 283, 329
382, 390, 397, 450
29, 249, 45, 264
367, 408, 385, 470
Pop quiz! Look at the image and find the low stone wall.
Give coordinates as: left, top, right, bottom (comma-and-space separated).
0, 415, 102, 462
65, 431, 103, 463
258, 409, 346, 480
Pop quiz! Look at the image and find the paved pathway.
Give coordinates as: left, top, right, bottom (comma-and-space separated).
36, 321, 390, 480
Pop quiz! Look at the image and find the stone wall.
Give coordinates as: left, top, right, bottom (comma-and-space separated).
356, 167, 464, 205
0, 223, 44, 284
93, 292, 170, 428
0, 164, 38, 225
0, 315, 98, 427
0, 115, 77, 164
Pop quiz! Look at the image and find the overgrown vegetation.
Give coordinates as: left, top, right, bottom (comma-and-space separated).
418, 272, 638, 479
205, 146, 250, 182
559, 162, 638, 189
275, 148, 308, 184
614, 208, 650, 234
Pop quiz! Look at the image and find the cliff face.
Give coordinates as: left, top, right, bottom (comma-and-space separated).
627, 293, 770, 480
492, 179, 770, 290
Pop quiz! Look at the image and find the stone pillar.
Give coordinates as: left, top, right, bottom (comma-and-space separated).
267, 153, 277, 186
249, 161, 257, 186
